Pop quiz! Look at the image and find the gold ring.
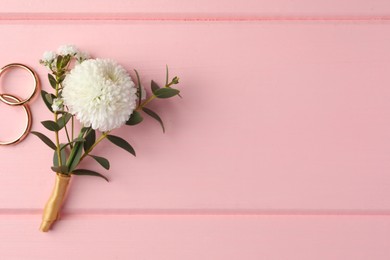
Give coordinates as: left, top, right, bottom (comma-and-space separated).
0, 63, 39, 106
0, 94, 32, 145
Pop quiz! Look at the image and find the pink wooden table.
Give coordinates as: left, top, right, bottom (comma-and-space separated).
1, 0, 390, 259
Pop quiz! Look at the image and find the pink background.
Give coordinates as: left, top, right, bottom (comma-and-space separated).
1, 0, 390, 259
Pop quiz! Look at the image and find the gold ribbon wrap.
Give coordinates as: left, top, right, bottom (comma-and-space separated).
39, 173, 71, 232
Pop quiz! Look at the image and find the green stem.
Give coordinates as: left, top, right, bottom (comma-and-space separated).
65, 128, 87, 169
63, 119, 72, 149
54, 114, 62, 166
71, 116, 74, 141
136, 81, 175, 111
137, 95, 156, 110
79, 131, 110, 162
54, 80, 62, 166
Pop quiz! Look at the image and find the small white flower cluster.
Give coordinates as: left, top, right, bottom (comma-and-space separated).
51, 98, 64, 112
40, 44, 90, 67
57, 45, 78, 56
42, 51, 56, 63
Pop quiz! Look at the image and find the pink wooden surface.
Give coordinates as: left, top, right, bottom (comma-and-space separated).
2, 0, 390, 18
1, 1, 390, 259
1, 215, 390, 260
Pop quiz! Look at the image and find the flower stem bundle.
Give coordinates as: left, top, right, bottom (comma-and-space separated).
39, 174, 70, 232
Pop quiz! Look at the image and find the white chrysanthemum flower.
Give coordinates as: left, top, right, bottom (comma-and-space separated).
42, 51, 57, 63
52, 98, 64, 112
57, 44, 78, 56
62, 59, 137, 132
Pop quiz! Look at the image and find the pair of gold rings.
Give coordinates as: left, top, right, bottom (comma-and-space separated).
0, 63, 39, 145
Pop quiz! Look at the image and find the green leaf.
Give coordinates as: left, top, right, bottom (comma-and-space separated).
58, 74, 66, 83
30, 131, 56, 150
56, 55, 63, 70
57, 113, 72, 130
80, 126, 91, 133
45, 93, 53, 104
134, 69, 142, 107
41, 120, 60, 131
59, 137, 84, 151
61, 55, 71, 69
48, 74, 57, 89
84, 129, 96, 152
107, 135, 136, 156
154, 88, 180, 99
142, 107, 165, 133
165, 65, 169, 86
68, 144, 83, 173
73, 137, 85, 143
53, 145, 67, 167
151, 80, 161, 94
66, 128, 88, 173
51, 165, 69, 174
126, 111, 143, 126
41, 90, 55, 113
90, 155, 110, 170
72, 169, 109, 182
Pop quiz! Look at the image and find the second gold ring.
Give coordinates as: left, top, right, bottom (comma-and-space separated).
0, 94, 32, 145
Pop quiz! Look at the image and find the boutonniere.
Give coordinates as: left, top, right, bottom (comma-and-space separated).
32, 45, 181, 232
